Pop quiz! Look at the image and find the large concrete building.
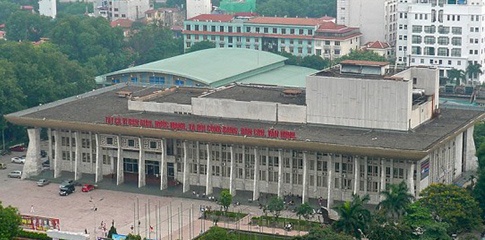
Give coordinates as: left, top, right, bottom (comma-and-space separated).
396, 0, 485, 83
337, 0, 397, 46
38, 0, 57, 19
183, 14, 361, 59
94, 0, 151, 21
6, 49, 483, 207
186, 0, 212, 19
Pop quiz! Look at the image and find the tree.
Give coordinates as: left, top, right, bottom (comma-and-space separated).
219, 189, 232, 213
199, 226, 236, 240
466, 62, 483, 84
377, 181, 414, 221
296, 202, 314, 221
0, 1, 20, 24
124, 234, 142, 240
293, 227, 353, 240
473, 169, 485, 220
5, 11, 53, 41
107, 223, 117, 238
256, 0, 336, 18
447, 68, 466, 86
402, 202, 451, 240
0, 201, 22, 239
473, 123, 485, 152
334, 49, 387, 64
418, 183, 482, 234
300, 55, 329, 70
332, 194, 371, 239
186, 40, 215, 53
266, 196, 285, 221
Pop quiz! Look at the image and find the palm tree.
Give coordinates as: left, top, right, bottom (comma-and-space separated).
447, 68, 466, 86
377, 181, 414, 221
332, 194, 371, 239
466, 62, 483, 85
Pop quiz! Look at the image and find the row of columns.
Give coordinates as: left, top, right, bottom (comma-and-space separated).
44, 129, 417, 206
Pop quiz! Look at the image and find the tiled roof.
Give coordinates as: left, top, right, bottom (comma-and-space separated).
341, 60, 390, 67
110, 19, 133, 28
247, 17, 323, 26
365, 41, 390, 49
188, 14, 235, 22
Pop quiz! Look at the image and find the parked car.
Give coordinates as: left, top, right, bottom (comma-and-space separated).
9, 144, 26, 152
37, 179, 50, 187
59, 179, 74, 189
8, 170, 22, 178
0, 163, 6, 169
11, 156, 25, 164
82, 184, 95, 192
59, 184, 75, 196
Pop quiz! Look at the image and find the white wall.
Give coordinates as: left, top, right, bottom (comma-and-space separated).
186, 0, 211, 19
410, 100, 433, 129
128, 101, 192, 114
38, 0, 57, 18
278, 104, 306, 123
192, 98, 277, 122
306, 75, 412, 131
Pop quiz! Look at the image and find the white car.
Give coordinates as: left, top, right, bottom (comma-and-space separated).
8, 170, 22, 178
11, 156, 25, 164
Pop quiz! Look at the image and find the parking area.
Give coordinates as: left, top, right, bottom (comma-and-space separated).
0, 151, 308, 240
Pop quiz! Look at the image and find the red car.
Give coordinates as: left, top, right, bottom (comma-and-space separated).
9, 144, 26, 152
82, 184, 95, 192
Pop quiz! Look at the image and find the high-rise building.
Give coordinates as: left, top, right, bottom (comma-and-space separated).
94, 0, 151, 21
186, 0, 212, 19
395, 0, 485, 84
337, 0, 398, 45
38, 0, 57, 19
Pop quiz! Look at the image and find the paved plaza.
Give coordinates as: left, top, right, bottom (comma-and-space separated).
0, 151, 319, 240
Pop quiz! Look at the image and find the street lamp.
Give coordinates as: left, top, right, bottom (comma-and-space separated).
89, 197, 104, 238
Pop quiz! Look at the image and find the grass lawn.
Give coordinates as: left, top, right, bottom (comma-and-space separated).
251, 216, 321, 231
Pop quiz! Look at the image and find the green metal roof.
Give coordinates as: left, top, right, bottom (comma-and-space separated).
237, 65, 318, 88
100, 48, 287, 87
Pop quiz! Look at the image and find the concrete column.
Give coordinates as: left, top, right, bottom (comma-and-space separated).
48, 128, 53, 170
229, 146, 236, 196
196, 141, 200, 184
326, 154, 334, 209
182, 141, 190, 193
89, 132, 93, 172
313, 153, 318, 193
380, 159, 386, 201
409, 162, 415, 196
302, 152, 308, 204
116, 135, 124, 185
160, 139, 167, 190
69, 130, 73, 171
253, 147, 260, 201
206, 144, 213, 195
53, 130, 61, 179
95, 134, 103, 183
242, 145, 246, 188
390, 159, 394, 181
23, 128, 41, 179
138, 137, 146, 188
277, 149, 283, 198
74, 132, 81, 181
353, 156, 359, 195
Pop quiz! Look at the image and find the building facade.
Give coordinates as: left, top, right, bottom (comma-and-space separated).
186, 0, 212, 19
183, 14, 361, 59
6, 59, 482, 206
396, 0, 485, 83
337, 0, 398, 46
38, 0, 57, 19
145, 7, 185, 27
94, 0, 151, 21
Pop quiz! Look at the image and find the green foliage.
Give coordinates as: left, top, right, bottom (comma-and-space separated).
127, 24, 183, 65
256, 0, 336, 18
0, 201, 22, 239
251, 215, 320, 231
16, 229, 52, 240
366, 221, 411, 240
377, 181, 414, 221
219, 189, 232, 212
278, 52, 329, 70
57, 2, 94, 16
332, 194, 371, 239
0, 1, 20, 24
107, 225, 117, 238
267, 197, 285, 220
296, 203, 314, 220
447, 68, 466, 86
418, 183, 482, 234
125, 233, 142, 240
293, 227, 353, 240
334, 49, 388, 64
402, 202, 451, 240
6, 11, 53, 41
474, 123, 485, 158
466, 62, 483, 80
186, 40, 216, 53
473, 169, 485, 220
199, 226, 237, 240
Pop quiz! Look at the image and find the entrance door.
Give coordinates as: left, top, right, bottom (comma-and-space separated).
167, 163, 175, 181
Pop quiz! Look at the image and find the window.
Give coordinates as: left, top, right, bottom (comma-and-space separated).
452, 27, 462, 34
272, 28, 277, 33
424, 47, 435, 56
185, 25, 191, 31
264, 27, 268, 33
438, 26, 449, 34
334, 49, 341, 55
412, 25, 422, 33
299, 29, 304, 35
128, 139, 135, 147
424, 36, 435, 44
412, 46, 421, 55
194, 25, 199, 31
281, 29, 286, 34
335, 41, 340, 46
438, 37, 449, 45
451, 48, 461, 57
107, 137, 113, 145
437, 48, 449, 56
150, 141, 157, 149
412, 35, 422, 44
424, 25, 436, 33
451, 37, 461, 46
